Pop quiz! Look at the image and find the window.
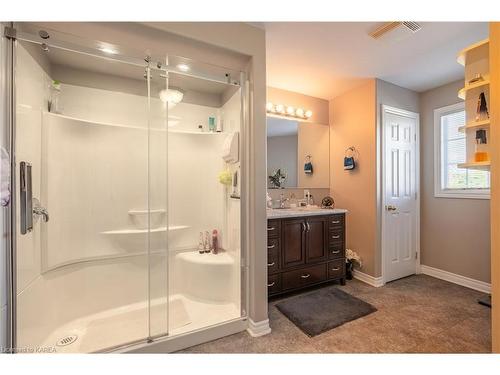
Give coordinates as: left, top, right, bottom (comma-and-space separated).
434, 103, 490, 199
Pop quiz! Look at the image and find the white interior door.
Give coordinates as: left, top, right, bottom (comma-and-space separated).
383, 106, 419, 283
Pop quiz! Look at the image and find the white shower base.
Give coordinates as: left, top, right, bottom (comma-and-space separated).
41, 294, 240, 353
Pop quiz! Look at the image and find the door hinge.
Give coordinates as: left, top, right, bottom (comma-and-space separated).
3, 26, 17, 40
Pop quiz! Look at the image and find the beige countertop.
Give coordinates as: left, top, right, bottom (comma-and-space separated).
267, 207, 348, 219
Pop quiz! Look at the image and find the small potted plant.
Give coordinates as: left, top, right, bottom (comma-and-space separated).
345, 249, 362, 280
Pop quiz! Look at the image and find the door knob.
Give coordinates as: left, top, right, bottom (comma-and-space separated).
33, 198, 49, 222
385, 205, 397, 211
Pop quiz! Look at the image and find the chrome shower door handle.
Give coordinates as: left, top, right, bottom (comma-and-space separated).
33, 204, 49, 222
20, 161, 33, 234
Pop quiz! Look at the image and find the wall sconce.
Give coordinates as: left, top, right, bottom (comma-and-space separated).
266, 102, 313, 119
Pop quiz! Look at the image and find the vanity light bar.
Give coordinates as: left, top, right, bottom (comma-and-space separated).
266, 102, 313, 119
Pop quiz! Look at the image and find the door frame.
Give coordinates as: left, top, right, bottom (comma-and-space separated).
380, 105, 421, 284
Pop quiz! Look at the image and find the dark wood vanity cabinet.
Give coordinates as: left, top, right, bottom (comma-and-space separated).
267, 213, 346, 297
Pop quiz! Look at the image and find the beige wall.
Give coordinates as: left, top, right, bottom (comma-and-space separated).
330, 80, 378, 276
489, 22, 500, 353
420, 80, 491, 283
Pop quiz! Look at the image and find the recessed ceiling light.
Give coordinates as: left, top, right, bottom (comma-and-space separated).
100, 47, 118, 55
177, 64, 190, 72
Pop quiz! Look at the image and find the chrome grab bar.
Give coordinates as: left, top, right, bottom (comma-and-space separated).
20, 162, 33, 234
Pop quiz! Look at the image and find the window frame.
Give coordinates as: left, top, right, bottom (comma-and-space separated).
433, 102, 490, 199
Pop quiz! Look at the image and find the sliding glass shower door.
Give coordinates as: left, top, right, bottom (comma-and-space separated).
14, 39, 168, 352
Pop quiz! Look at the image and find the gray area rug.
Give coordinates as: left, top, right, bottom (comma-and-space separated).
275, 287, 377, 337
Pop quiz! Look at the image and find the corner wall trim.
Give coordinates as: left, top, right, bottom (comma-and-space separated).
352, 270, 385, 287
420, 265, 491, 294
247, 318, 271, 337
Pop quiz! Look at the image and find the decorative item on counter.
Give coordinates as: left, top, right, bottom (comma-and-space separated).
204, 231, 211, 253
208, 116, 216, 132
345, 249, 362, 280
218, 169, 232, 185
198, 124, 204, 132
475, 92, 489, 121
474, 129, 489, 162
212, 229, 219, 254
468, 73, 484, 85
304, 155, 313, 175
321, 196, 335, 209
266, 192, 273, 208
198, 232, 205, 254
48, 80, 61, 114
344, 146, 357, 171
268, 168, 287, 188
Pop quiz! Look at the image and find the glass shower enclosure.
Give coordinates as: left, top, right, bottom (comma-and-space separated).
9, 29, 246, 353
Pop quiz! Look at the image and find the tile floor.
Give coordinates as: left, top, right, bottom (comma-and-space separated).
180, 275, 491, 353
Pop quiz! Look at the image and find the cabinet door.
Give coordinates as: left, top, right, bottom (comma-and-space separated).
305, 216, 328, 263
282, 218, 306, 268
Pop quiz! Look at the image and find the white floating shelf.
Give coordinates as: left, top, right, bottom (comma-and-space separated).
457, 161, 491, 170
458, 119, 490, 132
101, 225, 189, 235
168, 129, 227, 135
458, 79, 490, 100
457, 38, 489, 66
128, 209, 166, 215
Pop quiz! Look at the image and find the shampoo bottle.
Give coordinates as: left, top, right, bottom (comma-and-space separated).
212, 229, 219, 254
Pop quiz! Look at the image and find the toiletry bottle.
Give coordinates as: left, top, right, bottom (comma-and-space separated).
198, 232, 205, 254
208, 117, 216, 132
204, 231, 211, 253
198, 124, 204, 132
212, 229, 219, 254
474, 129, 489, 162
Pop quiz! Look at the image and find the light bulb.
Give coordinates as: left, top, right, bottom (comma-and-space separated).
305, 110, 313, 118
275, 104, 285, 114
266, 102, 274, 112
177, 64, 190, 72
295, 108, 304, 118
286, 106, 295, 115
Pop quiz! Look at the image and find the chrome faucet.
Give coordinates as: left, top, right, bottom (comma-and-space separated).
279, 193, 289, 208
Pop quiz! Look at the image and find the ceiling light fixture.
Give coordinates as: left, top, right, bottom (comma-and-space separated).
159, 88, 184, 108
177, 64, 190, 72
99, 47, 118, 55
266, 102, 313, 120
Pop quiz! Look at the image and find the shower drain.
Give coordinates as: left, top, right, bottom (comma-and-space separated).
56, 335, 78, 347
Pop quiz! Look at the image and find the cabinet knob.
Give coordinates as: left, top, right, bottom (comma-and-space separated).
332, 250, 340, 254
267, 282, 275, 287
332, 235, 340, 239
267, 262, 275, 267
331, 267, 340, 271
300, 274, 311, 279
267, 244, 275, 249
332, 220, 340, 224
267, 227, 275, 231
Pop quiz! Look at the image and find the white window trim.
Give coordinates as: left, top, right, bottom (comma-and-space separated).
434, 102, 490, 199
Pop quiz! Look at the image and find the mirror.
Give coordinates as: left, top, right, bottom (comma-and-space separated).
267, 116, 330, 189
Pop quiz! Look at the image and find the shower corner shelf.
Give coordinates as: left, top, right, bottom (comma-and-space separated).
101, 225, 189, 235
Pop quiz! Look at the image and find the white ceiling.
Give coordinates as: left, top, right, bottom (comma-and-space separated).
263, 22, 488, 100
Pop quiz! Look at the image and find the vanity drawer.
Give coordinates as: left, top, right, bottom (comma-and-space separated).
268, 274, 282, 295
329, 228, 344, 243
267, 220, 281, 238
267, 238, 280, 273
329, 242, 345, 259
282, 263, 327, 291
329, 214, 344, 229
328, 259, 345, 279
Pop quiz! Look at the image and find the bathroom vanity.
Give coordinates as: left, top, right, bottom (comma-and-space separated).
267, 209, 347, 297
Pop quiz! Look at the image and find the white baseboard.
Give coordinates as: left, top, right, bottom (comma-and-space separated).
247, 318, 271, 337
420, 265, 491, 294
352, 270, 385, 287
